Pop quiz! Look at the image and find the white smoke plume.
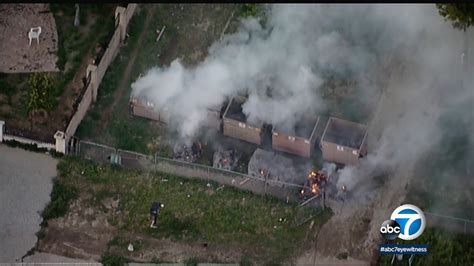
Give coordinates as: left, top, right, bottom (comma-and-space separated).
131, 5, 384, 140
132, 5, 473, 208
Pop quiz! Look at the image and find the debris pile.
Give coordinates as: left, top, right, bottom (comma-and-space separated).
299, 169, 328, 201
173, 142, 203, 163
213, 149, 240, 171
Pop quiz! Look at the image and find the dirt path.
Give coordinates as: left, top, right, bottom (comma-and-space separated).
98, 5, 157, 134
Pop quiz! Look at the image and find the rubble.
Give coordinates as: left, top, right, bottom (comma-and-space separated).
213, 149, 240, 171
173, 142, 203, 163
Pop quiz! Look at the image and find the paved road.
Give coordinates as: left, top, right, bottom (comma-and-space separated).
0, 145, 57, 263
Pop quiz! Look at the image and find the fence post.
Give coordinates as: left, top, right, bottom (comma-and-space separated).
0, 120, 4, 142
86, 65, 98, 102
264, 172, 268, 195
54, 131, 67, 154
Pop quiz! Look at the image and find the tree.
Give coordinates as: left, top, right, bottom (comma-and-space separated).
436, 3, 474, 31
27, 73, 55, 115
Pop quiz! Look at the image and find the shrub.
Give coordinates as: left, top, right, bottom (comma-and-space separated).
41, 178, 78, 223
100, 253, 128, 266
27, 73, 56, 114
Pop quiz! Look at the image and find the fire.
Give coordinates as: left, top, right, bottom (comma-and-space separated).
301, 169, 328, 197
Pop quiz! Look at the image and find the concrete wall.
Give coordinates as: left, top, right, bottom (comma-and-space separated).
58, 4, 137, 153
272, 132, 312, 157
205, 109, 221, 130
223, 118, 262, 145
65, 83, 93, 138
321, 141, 360, 166
0, 120, 56, 150
132, 104, 161, 121
272, 117, 319, 158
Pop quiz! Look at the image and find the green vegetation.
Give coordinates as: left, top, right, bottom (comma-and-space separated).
379, 227, 474, 265
240, 4, 260, 18
100, 253, 128, 266
0, 75, 16, 104
76, 5, 239, 157
41, 177, 78, 224
408, 98, 473, 220
50, 4, 115, 100
27, 73, 56, 114
436, 3, 474, 31
0, 4, 116, 131
75, 8, 161, 153
239, 4, 267, 27
57, 157, 332, 263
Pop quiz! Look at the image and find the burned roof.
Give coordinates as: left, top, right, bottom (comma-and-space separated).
273, 116, 320, 139
224, 96, 247, 122
322, 117, 367, 149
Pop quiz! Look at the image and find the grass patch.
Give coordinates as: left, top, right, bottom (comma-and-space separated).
2, 139, 50, 153
378, 227, 474, 265
58, 156, 332, 264
408, 97, 473, 219
100, 252, 128, 266
76, 5, 240, 157
50, 4, 116, 100
41, 177, 78, 224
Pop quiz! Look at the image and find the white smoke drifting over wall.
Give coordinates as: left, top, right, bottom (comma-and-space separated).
131, 5, 386, 139
132, 5, 473, 204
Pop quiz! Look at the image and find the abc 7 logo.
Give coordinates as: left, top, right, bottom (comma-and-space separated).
380, 204, 426, 241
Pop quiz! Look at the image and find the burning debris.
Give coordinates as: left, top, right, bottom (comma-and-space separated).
213, 149, 240, 171
299, 169, 329, 200
173, 142, 203, 163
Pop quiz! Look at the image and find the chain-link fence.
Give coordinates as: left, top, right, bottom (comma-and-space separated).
425, 212, 474, 235
77, 140, 307, 202
75, 140, 474, 235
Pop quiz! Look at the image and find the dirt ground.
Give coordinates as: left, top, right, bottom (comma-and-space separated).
0, 4, 59, 73
38, 196, 118, 261
37, 190, 242, 263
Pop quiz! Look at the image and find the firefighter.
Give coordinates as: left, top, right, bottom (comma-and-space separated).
149, 202, 164, 228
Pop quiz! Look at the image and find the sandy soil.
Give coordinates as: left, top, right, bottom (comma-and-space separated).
0, 4, 59, 73
0, 144, 57, 263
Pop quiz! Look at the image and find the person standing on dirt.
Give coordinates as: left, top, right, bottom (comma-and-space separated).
150, 202, 164, 228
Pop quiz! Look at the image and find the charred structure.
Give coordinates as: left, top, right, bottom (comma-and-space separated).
223, 96, 263, 145
130, 96, 171, 124
320, 117, 368, 166
213, 149, 240, 171
272, 116, 320, 158
173, 142, 203, 163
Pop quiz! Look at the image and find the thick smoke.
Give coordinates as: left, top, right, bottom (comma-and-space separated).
132, 5, 473, 209
131, 5, 385, 139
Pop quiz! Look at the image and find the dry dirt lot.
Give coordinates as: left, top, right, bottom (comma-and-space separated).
0, 4, 59, 73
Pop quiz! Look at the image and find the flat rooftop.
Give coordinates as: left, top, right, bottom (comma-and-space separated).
322, 117, 367, 149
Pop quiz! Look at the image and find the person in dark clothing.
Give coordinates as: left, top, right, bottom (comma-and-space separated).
150, 202, 164, 228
